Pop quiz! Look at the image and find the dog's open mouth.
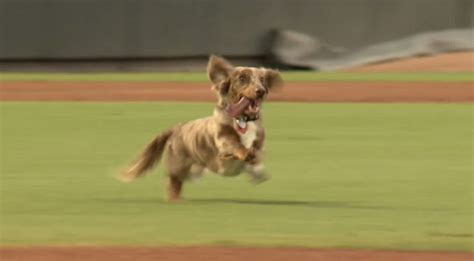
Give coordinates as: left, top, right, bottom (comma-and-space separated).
226, 96, 262, 118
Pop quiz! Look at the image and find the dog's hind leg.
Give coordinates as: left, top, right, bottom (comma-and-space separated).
166, 164, 204, 201
165, 162, 192, 202
164, 143, 192, 202
167, 175, 184, 202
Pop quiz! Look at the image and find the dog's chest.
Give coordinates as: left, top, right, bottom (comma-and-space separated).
238, 122, 258, 149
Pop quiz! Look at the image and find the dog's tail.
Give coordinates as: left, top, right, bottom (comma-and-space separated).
119, 129, 173, 182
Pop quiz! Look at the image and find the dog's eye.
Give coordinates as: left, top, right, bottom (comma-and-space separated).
239, 75, 246, 82
259, 76, 265, 84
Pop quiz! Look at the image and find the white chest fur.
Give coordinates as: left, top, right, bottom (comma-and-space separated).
239, 121, 258, 149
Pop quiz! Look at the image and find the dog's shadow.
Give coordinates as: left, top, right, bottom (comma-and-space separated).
99, 197, 390, 210
188, 198, 390, 210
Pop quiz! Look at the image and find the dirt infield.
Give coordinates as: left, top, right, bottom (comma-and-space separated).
1, 52, 473, 102
1, 247, 473, 261
1, 81, 473, 102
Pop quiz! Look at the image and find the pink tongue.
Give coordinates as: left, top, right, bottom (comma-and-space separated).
226, 97, 251, 118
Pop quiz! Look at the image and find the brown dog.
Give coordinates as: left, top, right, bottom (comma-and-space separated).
120, 55, 283, 201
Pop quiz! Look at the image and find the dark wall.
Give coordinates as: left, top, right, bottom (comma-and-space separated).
0, 0, 472, 59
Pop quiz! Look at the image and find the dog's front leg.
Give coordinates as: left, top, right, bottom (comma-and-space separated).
244, 129, 269, 183
246, 164, 270, 183
216, 142, 255, 176
218, 143, 255, 162
216, 125, 256, 163
244, 152, 270, 184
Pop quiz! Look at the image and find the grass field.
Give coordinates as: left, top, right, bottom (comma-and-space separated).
0, 102, 472, 251
1, 72, 473, 82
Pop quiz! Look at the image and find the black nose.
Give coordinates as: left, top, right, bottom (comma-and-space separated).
256, 89, 265, 98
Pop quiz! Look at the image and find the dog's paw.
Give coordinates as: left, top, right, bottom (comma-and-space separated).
230, 147, 254, 162
221, 148, 257, 163
250, 173, 271, 184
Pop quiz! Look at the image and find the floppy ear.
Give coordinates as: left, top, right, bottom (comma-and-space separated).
264, 69, 284, 91
207, 55, 234, 85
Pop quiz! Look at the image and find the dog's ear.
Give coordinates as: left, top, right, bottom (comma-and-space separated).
208, 55, 234, 85
215, 78, 231, 96
264, 69, 284, 91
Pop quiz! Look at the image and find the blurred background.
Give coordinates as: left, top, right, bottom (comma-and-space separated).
0, 0, 473, 72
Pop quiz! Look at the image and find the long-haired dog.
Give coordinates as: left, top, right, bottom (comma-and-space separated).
120, 55, 283, 201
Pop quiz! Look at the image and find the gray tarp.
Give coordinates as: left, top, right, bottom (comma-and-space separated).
271, 29, 474, 71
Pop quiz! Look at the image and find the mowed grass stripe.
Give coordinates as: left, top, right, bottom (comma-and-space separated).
0, 102, 472, 250
1, 72, 473, 82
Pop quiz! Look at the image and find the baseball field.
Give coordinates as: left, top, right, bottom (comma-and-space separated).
0, 54, 473, 260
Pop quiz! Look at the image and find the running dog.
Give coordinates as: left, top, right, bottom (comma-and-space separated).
120, 55, 283, 201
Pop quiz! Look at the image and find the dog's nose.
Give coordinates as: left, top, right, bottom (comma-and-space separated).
256, 89, 265, 98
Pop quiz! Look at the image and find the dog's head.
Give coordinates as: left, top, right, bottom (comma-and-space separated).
208, 55, 283, 119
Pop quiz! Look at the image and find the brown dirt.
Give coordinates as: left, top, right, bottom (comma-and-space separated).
1, 81, 473, 102
348, 52, 474, 72
1, 247, 472, 261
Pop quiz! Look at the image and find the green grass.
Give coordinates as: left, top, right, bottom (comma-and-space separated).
0, 102, 473, 251
1, 72, 473, 82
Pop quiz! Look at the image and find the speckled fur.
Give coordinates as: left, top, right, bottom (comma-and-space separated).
121, 55, 283, 201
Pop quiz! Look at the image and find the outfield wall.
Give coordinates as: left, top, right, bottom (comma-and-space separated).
0, 0, 472, 60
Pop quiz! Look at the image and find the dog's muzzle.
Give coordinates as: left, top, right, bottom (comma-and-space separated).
226, 96, 262, 118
